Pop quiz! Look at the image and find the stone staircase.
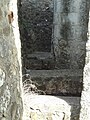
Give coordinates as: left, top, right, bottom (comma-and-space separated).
26, 69, 83, 96
25, 52, 55, 70
23, 52, 83, 120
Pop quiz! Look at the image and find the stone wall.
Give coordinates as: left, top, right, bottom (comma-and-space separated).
18, 0, 88, 96
18, 0, 89, 98
26, 69, 83, 96
53, 0, 88, 69
19, 0, 88, 71
79, 6, 90, 120
19, 0, 53, 71
20, 0, 53, 53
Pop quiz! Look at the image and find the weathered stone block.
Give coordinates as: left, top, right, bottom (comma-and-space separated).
54, 0, 88, 13
80, 91, 90, 120
25, 52, 55, 70
26, 70, 83, 96
67, 25, 87, 41
0, 0, 23, 119
23, 95, 80, 120
54, 0, 63, 13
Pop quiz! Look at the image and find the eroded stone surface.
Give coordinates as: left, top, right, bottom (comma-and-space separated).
0, 68, 5, 87
0, 0, 23, 120
26, 69, 83, 96
19, 0, 87, 73
3, 26, 10, 36
79, 9, 90, 120
23, 95, 80, 120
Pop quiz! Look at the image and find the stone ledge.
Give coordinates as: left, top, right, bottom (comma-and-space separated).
23, 95, 80, 120
27, 52, 53, 60
26, 52, 55, 70
26, 70, 83, 96
27, 69, 83, 78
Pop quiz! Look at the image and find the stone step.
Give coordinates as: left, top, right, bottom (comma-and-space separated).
25, 69, 83, 96
27, 52, 53, 59
25, 52, 55, 69
27, 69, 82, 77
23, 95, 80, 120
